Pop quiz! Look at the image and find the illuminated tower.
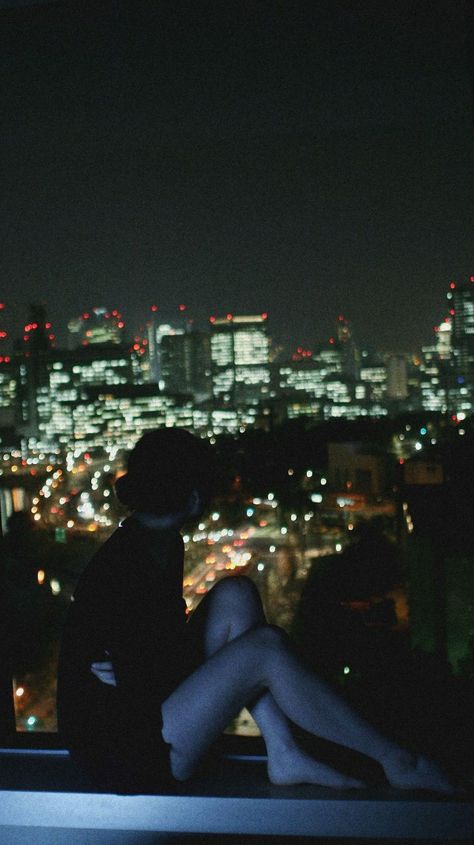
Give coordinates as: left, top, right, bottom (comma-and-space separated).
386, 354, 408, 400
14, 304, 55, 437
148, 305, 192, 385
450, 278, 474, 377
444, 278, 474, 414
210, 313, 270, 404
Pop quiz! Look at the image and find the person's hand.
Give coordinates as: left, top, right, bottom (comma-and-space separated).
90, 651, 117, 687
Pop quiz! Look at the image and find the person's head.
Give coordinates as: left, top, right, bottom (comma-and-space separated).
114, 428, 215, 517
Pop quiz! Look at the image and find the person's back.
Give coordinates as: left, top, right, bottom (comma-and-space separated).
57, 516, 187, 791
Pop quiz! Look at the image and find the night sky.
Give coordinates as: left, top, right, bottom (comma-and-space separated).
1, 0, 473, 353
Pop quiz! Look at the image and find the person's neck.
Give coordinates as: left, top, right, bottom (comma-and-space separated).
132, 510, 184, 531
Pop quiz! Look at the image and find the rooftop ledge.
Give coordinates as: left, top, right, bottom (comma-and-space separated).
0, 746, 473, 844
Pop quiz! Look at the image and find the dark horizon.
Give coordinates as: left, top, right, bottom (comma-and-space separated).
2, 0, 473, 353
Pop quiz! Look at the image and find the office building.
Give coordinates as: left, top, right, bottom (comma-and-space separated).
210, 314, 270, 404
160, 331, 212, 402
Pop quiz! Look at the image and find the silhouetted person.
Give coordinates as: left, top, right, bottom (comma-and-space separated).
1, 510, 56, 675
292, 523, 402, 679
57, 428, 455, 794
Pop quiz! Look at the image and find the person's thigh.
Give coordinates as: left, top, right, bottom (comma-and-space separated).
185, 575, 266, 660
161, 624, 282, 779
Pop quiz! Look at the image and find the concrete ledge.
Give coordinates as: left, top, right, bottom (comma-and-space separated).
0, 749, 472, 841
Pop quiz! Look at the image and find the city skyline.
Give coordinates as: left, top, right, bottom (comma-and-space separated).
2, 1, 473, 352
0, 275, 471, 456
0, 274, 473, 358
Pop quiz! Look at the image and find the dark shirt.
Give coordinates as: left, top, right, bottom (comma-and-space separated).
57, 516, 188, 791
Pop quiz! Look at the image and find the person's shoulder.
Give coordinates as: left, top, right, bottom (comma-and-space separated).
73, 525, 130, 589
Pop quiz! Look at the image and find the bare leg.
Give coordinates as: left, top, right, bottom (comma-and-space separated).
185, 576, 364, 787
164, 577, 454, 791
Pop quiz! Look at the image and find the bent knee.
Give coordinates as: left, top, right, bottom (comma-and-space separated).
248, 623, 287, 650
210, 574, 260, 604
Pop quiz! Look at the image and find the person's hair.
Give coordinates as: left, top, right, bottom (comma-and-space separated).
114, 428, 214, 515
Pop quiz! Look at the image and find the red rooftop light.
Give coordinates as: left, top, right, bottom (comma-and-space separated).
151, 304, 158, 312
0, 303, 5, 310
209, 316, 216, 323
179, 304, 186, 311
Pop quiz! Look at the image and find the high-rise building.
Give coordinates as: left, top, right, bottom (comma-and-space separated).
359, 352, 387, 404
0, 358, 16, 428
450, 278, 474, 390
21, 304, 55, 354
15, 343, 137, 444
433, 278, 474, 415
143, 305, 193, 385
67, 308, 125, 348
210, 314, 270, 404
334, 314, 359, 378
418, 345, 447, 413
160, 331, 212, 402
386, 354, 408, 400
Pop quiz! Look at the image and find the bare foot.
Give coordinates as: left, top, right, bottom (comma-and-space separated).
382, 750, 456, 794
268, 746, 366, 788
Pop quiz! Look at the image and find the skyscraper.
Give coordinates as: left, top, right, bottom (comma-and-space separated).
67, 308, 125, 348
386, 354, 408, 401
160, 331, 212, 402
444, 278, 473, 415
451, 278, 474, 382
210, 314, 270, 404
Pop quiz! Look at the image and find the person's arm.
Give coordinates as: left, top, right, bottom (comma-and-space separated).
91, 651, 117, 686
